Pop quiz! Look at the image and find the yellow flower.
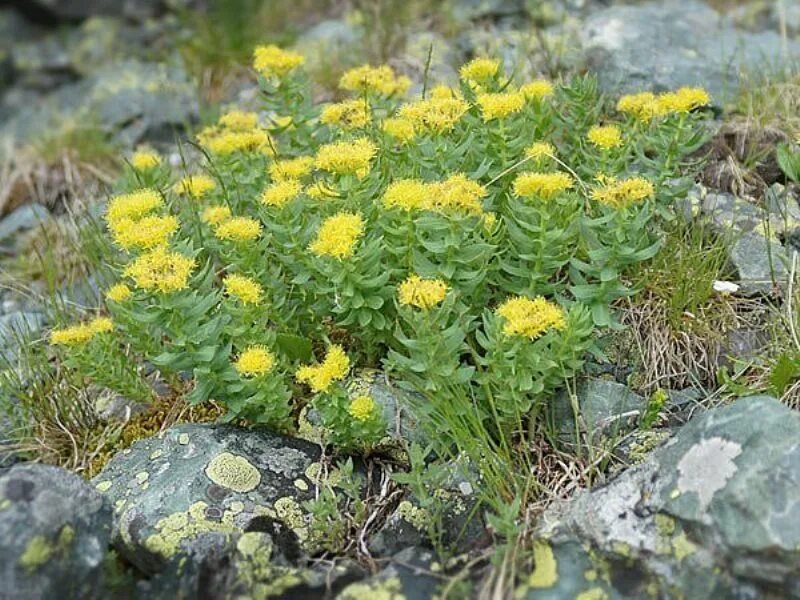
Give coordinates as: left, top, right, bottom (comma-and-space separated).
295, 344, 350, 393
525, 142, 555, 161
201, 205, 232, 226
459, 57, 500, 83
382, 179, 430, 211
430, 85, 463, 100
261, 179, 302, 208
306, 181, 338, 200
215, 217, 262, 242
339, 64, 411, 96
106, 283, 132, 303
106, 189, 163, 227
383, 117, 416, 143
616, 92, 664, 122
174, 175, 216, 199
483, 212, 498, 231
218, 110, 259, 131
657, 87, 711, 113
591, 176, 654, 208
476, 91, 525, 121
513, 172, 573, 199
223, 273, 263, 305
348, 395, 377, 421
124, 246, 195, 293
110, 215, 179, 250
50, 317, 112, 346
398, 97, 469, 135
496, 296, 566, 339
587, 125, 623, 150
252, 44, 304, 78
309, 212, 364, 259
320, 99, 371, 129
429, 173, 487, 215
269, 156, 314, 181
520, 80, 554, 101
398, 275, 448, 309
315, 138, 377, 178
130, 149, 161, 171
235, 345, 275, 377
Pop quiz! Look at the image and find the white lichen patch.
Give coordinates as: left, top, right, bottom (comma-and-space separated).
205, 452, 261, 493
676, 437, 742, 511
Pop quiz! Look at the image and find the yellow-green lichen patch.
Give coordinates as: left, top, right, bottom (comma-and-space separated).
234, 531, 307, 597
205, 452, 261, 493
671, 532, 697, 562
19, 536, 53, 572
611, 541, 631, 558
584, 569, 598, 582
178, 433, 189, 445
0, 498, 11, 511
655, 513, 677, 554
528, 540, 558, 589
338, 576, 404, 600
396, 500, 431, 530
143, 501, 241, 559
95, 480, 113, 493
294, 479, 309, 491
274, 496, 308, 542
149, 449, 163, 460
135, 472, 149, 484
576, 587, 609, 600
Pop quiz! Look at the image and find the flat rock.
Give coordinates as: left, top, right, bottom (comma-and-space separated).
0, 463, 112, 599
730, 230, 790, 294
0, 204, 51, 242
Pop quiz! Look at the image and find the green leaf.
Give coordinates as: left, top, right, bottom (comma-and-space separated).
769, 353, 800, 396
275, 333, 313, 362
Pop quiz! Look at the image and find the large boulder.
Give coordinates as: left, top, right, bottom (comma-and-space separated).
580, 0, 800, 101
517, 396, 800, 599
0, 464, 113, 599
93, 423, 324, 575
11, 0, 163, 23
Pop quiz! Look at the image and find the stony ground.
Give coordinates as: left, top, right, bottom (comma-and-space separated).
1, 1, 799, 599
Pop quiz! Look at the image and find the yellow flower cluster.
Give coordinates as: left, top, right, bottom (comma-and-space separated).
174, 175, 216, 199
476, 91, 525, 121
296, 345, 350, 393
525, 142, 556, 161
261, 179, 302, 208
382, 117, 416, 143
348, 395, 377, 421
430, 173, 487, 215
520, 80, 555, 101
252, 44, 305, 78
106, 189, 163, 227
214, 217, 262, 242
513, 172, 573, 199
320, 99, 371, 129
587, 125, 623, 150
339, 64, 410, 96
459, 57, 500, 83
315, 138, 377, 178
496, 296, 566, 340
235, 345, 275, 377
309, 212, 364, 259
218, 110, 259, 131
201, 129, 274, 156
131, 149, 161, 171
617, 87, 710, 121
223, 273, 263, 305
105, 283, 132, 303
201, 205, 232, 226
110, 215, 179, 250
382, 179, 429, 211
50, 317, 113, 346
269, 156, 314, 181
306, 181, 337, 200
123, 246, 195, 293
591, 176, 654, 208
398, 275, 448, 309
398, 96, 469, 135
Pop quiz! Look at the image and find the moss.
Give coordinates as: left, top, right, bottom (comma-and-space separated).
627, 431, 671, 465
338, 576, 405, 600
396, 500, 431, 530
528, 540, 558, 589
205, 452, 261, 492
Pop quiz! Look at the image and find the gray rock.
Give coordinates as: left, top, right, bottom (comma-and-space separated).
580, 0, 800, 101
0, 312, 47, 347
730, 230, 790, 294
552, 377, 645, 442
702, 192, 769, 234
16, 0, 163, 23
93, 423, 322, 575
294, 19, 364, 75
337, 547, 441, 600
519, 396, 800, 599
0, 463, 112, 599
0, 204, 51, 242
400, 32, 459, 93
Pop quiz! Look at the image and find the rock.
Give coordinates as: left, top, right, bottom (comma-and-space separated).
0, 311, 47, 346
400, 31, 459, 93
580, 0, 800, 101
730, 230, 790, 294
293, 19, 364, 80
0, 463, 112, 599
701, 192, 770, 233
551, 377, 645, 442
337, 547, 441, 600
0, 204, 51, 243
449, 0, 528, 23
93, 423, 322, 575
13, 0, 163, 23
519, 396, 800, 599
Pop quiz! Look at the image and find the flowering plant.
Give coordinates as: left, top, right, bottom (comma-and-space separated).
48, 50, 709, 450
